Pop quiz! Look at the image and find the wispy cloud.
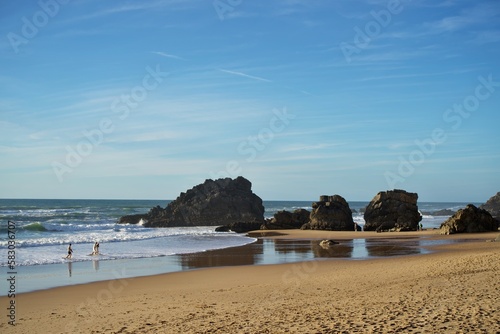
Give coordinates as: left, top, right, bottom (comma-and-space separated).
218, 69, 273, 83
423, 2, 500, 34
425, 15, 473, 33
467, 30, 500, 45
352, 68, 476, 83
152, 51, 187, 61
63, 0, 198, 22
280, 143, 343, 153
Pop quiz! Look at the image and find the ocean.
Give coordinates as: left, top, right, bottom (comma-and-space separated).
0, 199, 478, 293
0, 199, 476, 268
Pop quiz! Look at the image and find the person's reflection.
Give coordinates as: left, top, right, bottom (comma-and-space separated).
92, 259, 100, 271
67, 261, 72, 277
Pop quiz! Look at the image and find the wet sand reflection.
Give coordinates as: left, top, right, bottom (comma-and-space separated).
176, 236, 433, 270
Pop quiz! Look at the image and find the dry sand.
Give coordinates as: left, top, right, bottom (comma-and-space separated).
2, 230, 499, 333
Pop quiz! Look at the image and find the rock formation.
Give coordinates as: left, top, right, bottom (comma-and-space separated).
261, 209, 310, 230
440, 204, 499, 234
363, 190, 421, 232
118, 176, 265, 227
421, 209, 456, 216
118, 214, 147, 225
301, 195, 354, 231
480, 192, 500, 220
319, 239, 339, 248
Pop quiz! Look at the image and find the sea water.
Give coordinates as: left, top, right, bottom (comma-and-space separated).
0, 199, 478, 293
0, 199, 257, 267
0, 199, 476, 267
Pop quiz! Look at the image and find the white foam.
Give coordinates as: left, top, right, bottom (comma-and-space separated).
0, 226, 255, 267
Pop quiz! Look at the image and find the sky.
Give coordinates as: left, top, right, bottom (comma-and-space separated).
0, 0, 499, 202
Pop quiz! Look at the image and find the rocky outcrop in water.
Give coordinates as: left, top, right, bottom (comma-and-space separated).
440, 204, 498, 234
480, 192, 500, 220
363, 190, 421, 232
261, 209, 310, 230
422, 209, 456, 216
118, 214, 147, 225
119, 176, 265, 227
301, 195, 354, 231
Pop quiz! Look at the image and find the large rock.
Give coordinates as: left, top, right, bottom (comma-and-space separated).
118, 214, 147, 225
440, 204, 499, 234
261, 209, 310, 230
301, 195, 354, 231
480, 192, 500, 220
363, 190, 421, 232
119, 176, 265, 227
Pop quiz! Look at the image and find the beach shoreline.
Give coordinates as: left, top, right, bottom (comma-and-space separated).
2, 230, 499, 333
0, 228, 473, 296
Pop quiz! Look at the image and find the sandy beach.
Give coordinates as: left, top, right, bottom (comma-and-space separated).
2, 230, 499, 333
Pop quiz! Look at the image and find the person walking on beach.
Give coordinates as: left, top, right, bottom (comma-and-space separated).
92, 241, 100, 255
354, 222, 358, 232
66, 243, 73, 259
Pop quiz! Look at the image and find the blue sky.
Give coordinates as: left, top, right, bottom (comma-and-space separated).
1, 0, 499, 202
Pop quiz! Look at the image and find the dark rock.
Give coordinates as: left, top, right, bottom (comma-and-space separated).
216, 221, 263, 233
261, 209, 310, 229
319, 239, 339, 248
363, 189, 421, 232
119, 176, 265, 227
118, 214, 147, 225
440, 204, 499, 234
480, 192, 500, 220
214, 225, 231, 232
301, 195, 354, 231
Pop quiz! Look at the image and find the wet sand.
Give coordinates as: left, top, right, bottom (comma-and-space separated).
5, 230, 445, 295
1, 230, 499, 333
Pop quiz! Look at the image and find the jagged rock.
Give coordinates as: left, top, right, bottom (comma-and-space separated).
480, 192, 500, 220
214, 225, 231, 232
118, 214, 147, 225
261, 209, 310, 230
215, 221, 263, 233
301, 195, 354, 231
363, 190, 421, 232
440, 204, 499, 234
119, 176, 265, 227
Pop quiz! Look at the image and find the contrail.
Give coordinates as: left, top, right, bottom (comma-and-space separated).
218, 68, 272, 83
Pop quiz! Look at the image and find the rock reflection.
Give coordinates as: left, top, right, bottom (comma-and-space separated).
176, 237, 430, 270
311, 240, 353, 258
365, 239, 422, 257
178, 239, 263, 269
